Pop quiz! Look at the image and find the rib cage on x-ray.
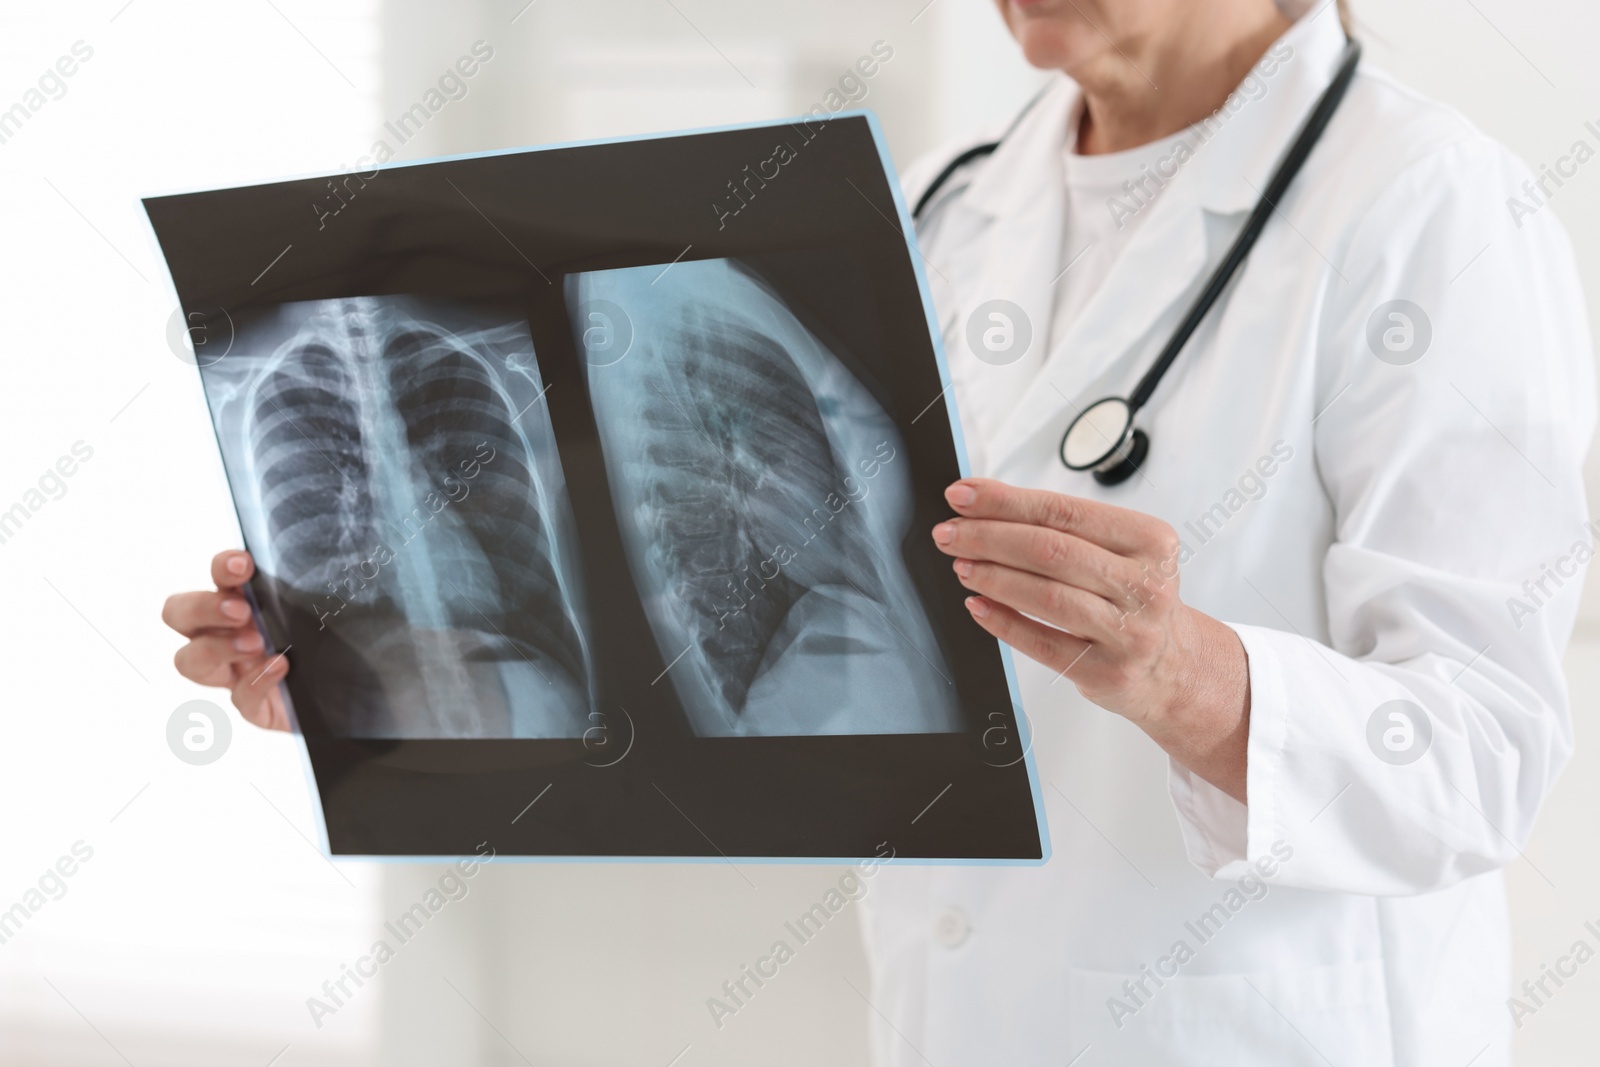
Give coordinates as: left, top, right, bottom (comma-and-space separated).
571, 259, 961, 736
205, 296, 593, 738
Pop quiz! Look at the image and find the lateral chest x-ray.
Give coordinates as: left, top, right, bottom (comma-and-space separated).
573, 260, 960, 738
145, 114, 1045, 860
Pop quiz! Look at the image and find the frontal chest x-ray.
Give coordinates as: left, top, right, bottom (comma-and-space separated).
202, 296, 594, 739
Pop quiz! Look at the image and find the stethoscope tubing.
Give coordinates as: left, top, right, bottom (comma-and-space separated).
911, 38, 1363, 481
1126, 37, 1362, 416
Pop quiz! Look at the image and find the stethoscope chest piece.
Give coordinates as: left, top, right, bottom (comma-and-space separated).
1060, 396, 1148, 486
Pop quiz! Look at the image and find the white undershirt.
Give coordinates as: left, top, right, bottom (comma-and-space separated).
1047, 108, 1200, 357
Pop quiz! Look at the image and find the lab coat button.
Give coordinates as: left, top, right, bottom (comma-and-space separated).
933, 908, 970, 948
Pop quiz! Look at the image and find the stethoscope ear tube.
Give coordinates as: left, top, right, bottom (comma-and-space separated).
1124, 37, 1363, 415
915, 39, 1363, 487
911, 83, 1053, 223
1055, 37, 1363, 485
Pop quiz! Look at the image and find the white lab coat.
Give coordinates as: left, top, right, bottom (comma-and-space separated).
860, 12, 1595, 1066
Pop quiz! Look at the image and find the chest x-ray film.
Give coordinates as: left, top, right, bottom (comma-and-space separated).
144, 112, 1046, 862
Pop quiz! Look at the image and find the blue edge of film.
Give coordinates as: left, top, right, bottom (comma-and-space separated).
140, 107, 1051, 868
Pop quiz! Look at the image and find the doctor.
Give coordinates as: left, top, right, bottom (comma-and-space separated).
159, 1, 1594, 1065
857, 0, 1593, 1063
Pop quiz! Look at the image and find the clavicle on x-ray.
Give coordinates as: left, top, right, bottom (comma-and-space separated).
202, 295, 595, 739
570, 258, 961, 737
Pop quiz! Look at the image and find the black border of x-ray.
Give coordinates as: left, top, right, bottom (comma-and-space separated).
144, 112, 1045, 861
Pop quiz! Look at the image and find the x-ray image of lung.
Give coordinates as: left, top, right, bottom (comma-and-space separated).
569, 259, 961, 737
199, 295, 594, 738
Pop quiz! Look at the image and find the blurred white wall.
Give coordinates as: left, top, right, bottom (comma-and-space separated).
0, 1, 1595, 1064
0, 4, 389, 1065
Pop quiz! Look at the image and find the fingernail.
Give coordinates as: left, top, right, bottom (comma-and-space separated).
233, 630, 263, 652
932, 522, 957, 545
966, 596, 990, 619
227, 554, 249, 576
946, 483, 977, 507
953, 559, 974, 579
264, 654, 289, 675
221, 598, 250, 620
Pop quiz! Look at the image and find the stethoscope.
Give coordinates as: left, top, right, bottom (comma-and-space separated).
913, 38, 1362, 486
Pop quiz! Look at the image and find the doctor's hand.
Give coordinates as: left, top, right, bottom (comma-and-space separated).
161, 550, 293, 733
933, 479, 1251, 802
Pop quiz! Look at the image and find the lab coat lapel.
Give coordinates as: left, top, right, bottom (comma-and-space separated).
936, 80, 1075, 473
983, 168, 1210, 474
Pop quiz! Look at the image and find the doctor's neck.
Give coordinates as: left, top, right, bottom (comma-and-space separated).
1000, 0, 1294, 156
